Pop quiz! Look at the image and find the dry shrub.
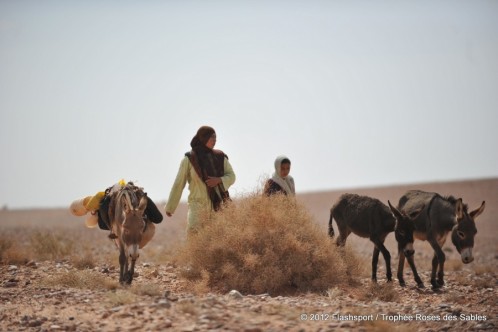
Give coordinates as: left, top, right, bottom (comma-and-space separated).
178, 194, 361, 295
30, 230, 74, 260
42, 269, 118, 290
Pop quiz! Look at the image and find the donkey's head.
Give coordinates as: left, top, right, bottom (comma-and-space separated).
388, 200, 423, 258
121, 193, 148, 260
451, 199, 485, 264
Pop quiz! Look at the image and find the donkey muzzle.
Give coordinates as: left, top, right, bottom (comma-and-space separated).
127, 244, 140, 260
461, 248, 474, 264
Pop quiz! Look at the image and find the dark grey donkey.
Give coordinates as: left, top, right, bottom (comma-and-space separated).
328, 193, 422, 283
396, 190, 485, 289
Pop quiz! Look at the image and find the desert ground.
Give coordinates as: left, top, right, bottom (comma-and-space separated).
1, 178, 496, 331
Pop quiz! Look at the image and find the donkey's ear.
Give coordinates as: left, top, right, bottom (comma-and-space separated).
138, 196, 148, 212
388, 200, 402, 219
469, 201, 485, 220
455, 198, 464, 220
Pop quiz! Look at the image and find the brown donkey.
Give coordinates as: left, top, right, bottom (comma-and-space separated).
107, 183, 151, 284
396, 190, 485, 289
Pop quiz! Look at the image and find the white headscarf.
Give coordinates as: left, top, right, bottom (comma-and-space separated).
271, 155, 295, 196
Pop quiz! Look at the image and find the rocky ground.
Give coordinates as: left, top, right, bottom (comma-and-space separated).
1, 256, 496, 332
1, 179, 496, 331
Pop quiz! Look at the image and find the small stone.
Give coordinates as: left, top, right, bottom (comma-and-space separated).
165, 291, 178, 301
8, 265, 18, 271
227, 290, 243, 300
26, 261, 37, 267
158, 320, 173, 328
28, 319, 43, 327
157, 299, 171, 308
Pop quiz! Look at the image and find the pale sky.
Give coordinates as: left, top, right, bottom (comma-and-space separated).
1, 1, 497, 208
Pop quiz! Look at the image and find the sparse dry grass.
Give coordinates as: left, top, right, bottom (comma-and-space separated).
358, 282, 400, 302
471, 276, 494, 288
364, 320, 418, 332
0, 235, 12, 261
178, 194, 362, 295
473, 263, 494, 275
131, 283, 162, 297
107, 290, 138, 306
71, 251, 97, 270
41, 269, 118, 290
326, 286, 343, 299
445, 258, 463, 271
0, 232, 32, 264
30, 230, 74, 260
177, 300, 199, 316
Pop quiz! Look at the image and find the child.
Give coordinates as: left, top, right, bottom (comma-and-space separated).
264, 156, 295, 196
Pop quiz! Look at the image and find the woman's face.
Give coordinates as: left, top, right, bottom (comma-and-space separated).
205, 133, 217, 149
280, 162, 291, 178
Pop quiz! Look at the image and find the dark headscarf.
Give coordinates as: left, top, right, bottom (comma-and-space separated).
186, 126, 229, 211
190, 126, 216, 149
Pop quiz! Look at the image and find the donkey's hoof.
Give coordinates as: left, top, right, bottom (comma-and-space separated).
398, 280, 406, 287
417, 283, 425, 289
437, 279, 445, 286
431, 281, 442, 290
108, 233, 118, 240
124, 272, 133, 284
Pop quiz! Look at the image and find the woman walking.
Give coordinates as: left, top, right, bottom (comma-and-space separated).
165, 126, 236, 232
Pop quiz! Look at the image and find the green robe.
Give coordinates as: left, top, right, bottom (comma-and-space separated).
165, 155, 236, 230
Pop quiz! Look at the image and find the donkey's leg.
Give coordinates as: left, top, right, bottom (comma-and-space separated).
427, 238, 445, 289
405, 254, 424, 288
118, 247, 127, 284
126, 259, 136, 285
371, 246, 380, 282
371, 238, 391, 282
430, 254, 439, 288
397, 250, 406, 287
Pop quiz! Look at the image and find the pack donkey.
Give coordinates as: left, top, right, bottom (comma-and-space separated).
106, 183, 153, 284
328, 193, 423, 283
396, 190, 485, 289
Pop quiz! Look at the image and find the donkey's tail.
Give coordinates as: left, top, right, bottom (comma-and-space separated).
328, 208, 335, 238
